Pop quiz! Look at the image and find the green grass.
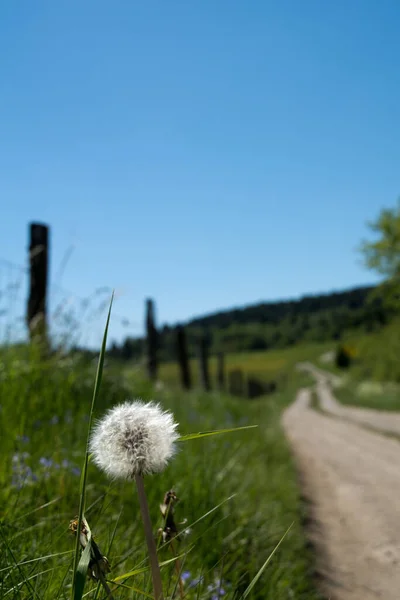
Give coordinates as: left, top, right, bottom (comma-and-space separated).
0, 341, 322, 599
158, 342, 334, 388
335, 381, 400, 412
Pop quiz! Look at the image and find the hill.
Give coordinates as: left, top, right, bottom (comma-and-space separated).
110, 284, 388, 361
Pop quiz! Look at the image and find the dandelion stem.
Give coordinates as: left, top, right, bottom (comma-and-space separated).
135, 474, 164, 600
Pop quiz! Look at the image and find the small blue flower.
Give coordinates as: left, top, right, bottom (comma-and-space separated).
209, 578, 227, 597
62, 459, 70, 468
189, 576, 204, 588
181, 571, 191, 582
71, 467, 81, 477
16, 435, 30, 443
12, 452, 30, 463
50, 416, 59, 425
11, 476, 24, 490
11, 460, 37, 488
39, 457, 53, 468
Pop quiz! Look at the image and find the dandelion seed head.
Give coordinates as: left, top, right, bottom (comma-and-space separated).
89, 400, 179, 479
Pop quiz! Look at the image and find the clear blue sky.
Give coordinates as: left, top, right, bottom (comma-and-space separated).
1, 1, 399, 346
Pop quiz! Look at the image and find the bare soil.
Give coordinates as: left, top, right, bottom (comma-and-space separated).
283, 370, 400, 599
300, 362, 400, 435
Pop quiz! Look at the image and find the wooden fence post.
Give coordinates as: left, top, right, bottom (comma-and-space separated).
246, 377, 265, 399
27, 223, 49, 342
176, 326, 191, 390
198, 336, 211, 391
217, 352, 225, 390
228, 369, 244, 397
145, 298, 158, 381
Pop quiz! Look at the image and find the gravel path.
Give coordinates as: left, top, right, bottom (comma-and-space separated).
283, 374, 400, 599
299, 362, 400, 436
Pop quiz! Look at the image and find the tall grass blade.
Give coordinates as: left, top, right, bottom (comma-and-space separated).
178, 425, 257, 442
71, 293, 114, 600
112, 549, 194, 582
0, 550, 73, 574
74, 540, 92, 600
105, 581, 154, 597
4, 568, 54, 598
240, 523, 293, 599
0, 524, 40, 599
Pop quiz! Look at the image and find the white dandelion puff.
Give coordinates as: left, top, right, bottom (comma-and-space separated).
89, 400, 179, 479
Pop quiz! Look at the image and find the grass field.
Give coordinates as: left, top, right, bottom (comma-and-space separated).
0, 339, 322, 600
158, 342, 334, 388
334, 380, 400, 412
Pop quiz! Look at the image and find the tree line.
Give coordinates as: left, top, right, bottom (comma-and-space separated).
109, 284, 389, 362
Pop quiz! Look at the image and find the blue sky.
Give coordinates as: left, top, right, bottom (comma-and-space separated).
1, 1, 399, 346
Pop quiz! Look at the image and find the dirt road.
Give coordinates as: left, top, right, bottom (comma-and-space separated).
299, 362, 400, 436
283, 371, 400, 600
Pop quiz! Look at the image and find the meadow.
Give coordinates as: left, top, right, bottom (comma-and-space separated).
0, 333, 323, 600
157, 342, 334, 388
315, 323, 400, 412
334, 379, 400, 412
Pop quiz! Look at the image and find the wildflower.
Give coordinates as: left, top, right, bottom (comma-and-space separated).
89, 400, 179, 479
159, 490, 179, 543
71, 466, 81, 476
90, 400, 179, 600
181, 571, 191, 582
11, 454, 36, 488
208, 578, 227, 597
189, 576, 204, 588
50, 415, 59, 425
12, 452, 29, 463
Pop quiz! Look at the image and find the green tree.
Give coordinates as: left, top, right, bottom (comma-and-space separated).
361, 201, 400, 309
361, 201, 400, 277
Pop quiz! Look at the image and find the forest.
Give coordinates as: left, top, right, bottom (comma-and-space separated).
109, 283, 389, 362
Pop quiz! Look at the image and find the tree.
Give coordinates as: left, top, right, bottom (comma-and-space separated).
360, 201, 400, 310
361, 201, 400, 278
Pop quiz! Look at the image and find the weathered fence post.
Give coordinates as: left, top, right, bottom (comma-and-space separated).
176, 326, 191, 389
145, 298, 158, 381
228, 369, 244, 397
27, 223, 49, 342
217, 352, 225, 390
246, 377, 265, 399
198, 335, 211, 391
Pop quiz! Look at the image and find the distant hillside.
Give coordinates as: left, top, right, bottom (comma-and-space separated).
187, 285, 374, 329
110, 284, 388, 361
